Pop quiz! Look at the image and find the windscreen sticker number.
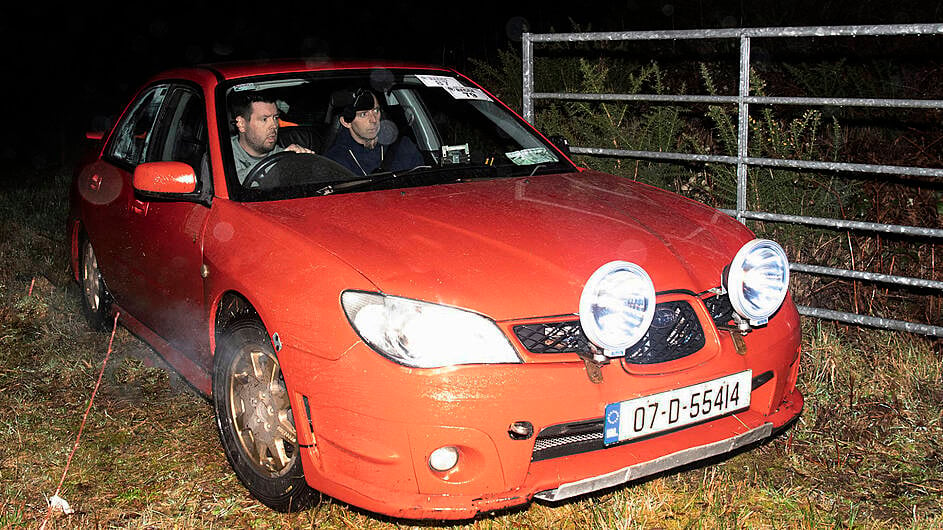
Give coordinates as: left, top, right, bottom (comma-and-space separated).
505, 147, 559, 165
416, 75, 493, 101
443, 86, 492, 101
416, 75, 464, 88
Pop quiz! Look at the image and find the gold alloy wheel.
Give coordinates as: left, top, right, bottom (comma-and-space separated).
227, 345, 297, 477
82, 241, 101, 312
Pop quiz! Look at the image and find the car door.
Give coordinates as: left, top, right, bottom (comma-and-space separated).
123, 84, 214, 367
82, 84, 171, 310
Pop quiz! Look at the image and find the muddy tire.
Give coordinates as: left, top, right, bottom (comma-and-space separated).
212, 318, 317, 512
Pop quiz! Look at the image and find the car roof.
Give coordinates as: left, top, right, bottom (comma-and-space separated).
157, 59, 453, 84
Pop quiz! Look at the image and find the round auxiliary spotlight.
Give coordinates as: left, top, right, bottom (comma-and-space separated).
725, 239, 790, 326
579, 261, 656, 356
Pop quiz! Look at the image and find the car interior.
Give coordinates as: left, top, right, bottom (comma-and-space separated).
268, 86, 420, 157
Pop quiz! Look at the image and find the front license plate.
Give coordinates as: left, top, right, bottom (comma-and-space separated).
604, 370, 752, 445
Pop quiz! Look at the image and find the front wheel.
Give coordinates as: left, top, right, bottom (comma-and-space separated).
212, 318, 317, 512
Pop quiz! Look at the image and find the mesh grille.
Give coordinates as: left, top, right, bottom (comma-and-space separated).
533, 431, 603, 453
513, 300, 707, 364
532, 419, 605, 461
623, 300, 705, 365
514, 321, 588, 354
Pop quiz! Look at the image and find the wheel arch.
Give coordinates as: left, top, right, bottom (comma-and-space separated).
214, 290, 263, 344
69, 219, 87, 284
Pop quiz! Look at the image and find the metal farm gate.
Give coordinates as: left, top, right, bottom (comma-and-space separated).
522, 23, 943, 337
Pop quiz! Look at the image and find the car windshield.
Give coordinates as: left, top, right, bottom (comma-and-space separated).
221, 68, 575, 201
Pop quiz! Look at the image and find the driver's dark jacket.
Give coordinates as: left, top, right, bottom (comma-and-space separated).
324, 130, 423, 175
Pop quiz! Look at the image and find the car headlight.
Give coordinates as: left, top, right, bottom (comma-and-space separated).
341, 291, 520, 368
725, 239, 790, 326
579, 261, 656, 357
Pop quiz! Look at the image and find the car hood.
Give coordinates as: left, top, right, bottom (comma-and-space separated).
245, 170, 754, 320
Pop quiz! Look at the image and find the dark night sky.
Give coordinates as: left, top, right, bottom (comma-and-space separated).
2, 0, 940, 179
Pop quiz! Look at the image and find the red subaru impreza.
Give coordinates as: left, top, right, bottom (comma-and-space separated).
70, 60, 802, 519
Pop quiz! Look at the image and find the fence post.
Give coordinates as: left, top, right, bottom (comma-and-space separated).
522, 32, 534, 123
736, 33, 751, 224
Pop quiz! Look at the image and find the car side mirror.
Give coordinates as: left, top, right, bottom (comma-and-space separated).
133, 161, 199, 195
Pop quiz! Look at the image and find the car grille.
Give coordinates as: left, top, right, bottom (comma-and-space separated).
512, 300, 707, 365
514, 321, 588, 354
622, 300, 705, 365
532, 419, 605, 462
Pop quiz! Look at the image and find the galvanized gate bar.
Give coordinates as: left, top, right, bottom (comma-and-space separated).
750, 96, 943, 109
789, 263, 943, 291
797, 305, 943, 337
523, 24, 943, 336
747, 157, 943, 178
571, 146, 738, 165
570, 147, 943, 179
524, 23, 943, 43
530, 92, 943, 110
530, 93, 735, 104
718, 209, 943, 239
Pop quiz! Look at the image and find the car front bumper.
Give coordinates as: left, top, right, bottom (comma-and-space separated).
279, 305, 802, 520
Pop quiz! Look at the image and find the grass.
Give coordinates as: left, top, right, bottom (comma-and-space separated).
1, 172, 941, 529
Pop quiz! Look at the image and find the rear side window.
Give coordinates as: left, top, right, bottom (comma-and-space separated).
107, 85, 169, 166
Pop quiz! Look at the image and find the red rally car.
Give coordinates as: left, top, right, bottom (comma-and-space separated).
70, 60, 802, 519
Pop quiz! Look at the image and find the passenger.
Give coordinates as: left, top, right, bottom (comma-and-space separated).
230, 93, 314, 184
324, 89, 423, 175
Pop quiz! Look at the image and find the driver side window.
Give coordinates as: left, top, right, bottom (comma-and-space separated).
107, 85, 169, 166
151, 88, 209, 174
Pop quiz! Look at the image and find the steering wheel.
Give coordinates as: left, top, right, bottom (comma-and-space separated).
243, 151, 294, 189
243, 151, 357, 190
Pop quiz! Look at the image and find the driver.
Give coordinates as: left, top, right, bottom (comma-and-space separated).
230, 92, 314, 184
324, 88, 423, 175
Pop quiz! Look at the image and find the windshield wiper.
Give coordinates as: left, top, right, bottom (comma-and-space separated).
314, 176, 378, 196
314, 166, 432, 196
314, 163, 506, 195
512, 161, 572, 177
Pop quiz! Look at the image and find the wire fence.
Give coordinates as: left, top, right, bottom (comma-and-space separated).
522, 23, 943, 337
